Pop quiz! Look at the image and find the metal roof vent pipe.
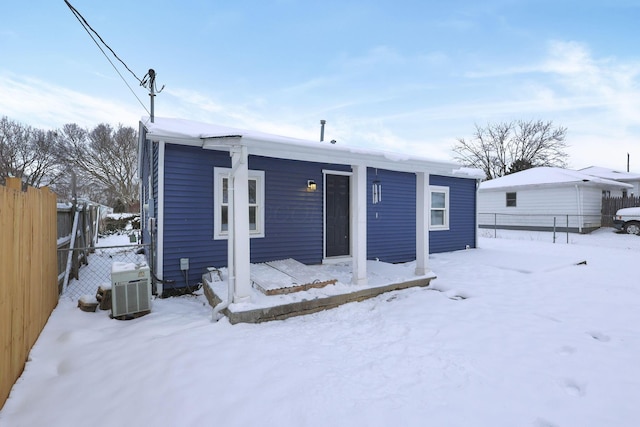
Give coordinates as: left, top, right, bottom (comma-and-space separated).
320, 120, 326, 142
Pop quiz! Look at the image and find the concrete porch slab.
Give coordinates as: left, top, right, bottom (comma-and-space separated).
202, 260, 436, 324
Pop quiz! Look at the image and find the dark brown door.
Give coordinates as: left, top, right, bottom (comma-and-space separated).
326, 174, 350, 257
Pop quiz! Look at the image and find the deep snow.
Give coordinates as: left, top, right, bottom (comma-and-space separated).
1, 229, 639, 427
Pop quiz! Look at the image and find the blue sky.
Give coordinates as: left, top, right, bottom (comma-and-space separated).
1, 1, 639, 170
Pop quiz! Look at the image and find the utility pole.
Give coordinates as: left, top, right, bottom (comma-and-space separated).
142, 69, 164, 123
149, 69, 156, 123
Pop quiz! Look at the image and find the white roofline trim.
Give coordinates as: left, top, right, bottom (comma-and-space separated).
478, 180, 633, 192
141, 118, 469, 178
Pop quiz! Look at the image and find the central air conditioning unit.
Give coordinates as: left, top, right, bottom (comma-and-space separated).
111, 262, 151, 319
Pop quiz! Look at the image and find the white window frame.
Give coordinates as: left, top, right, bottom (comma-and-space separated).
429, 185, 449, 231
213, 167, 265, 240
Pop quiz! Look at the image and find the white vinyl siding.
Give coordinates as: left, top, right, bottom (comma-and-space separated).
478, 185, 605, 230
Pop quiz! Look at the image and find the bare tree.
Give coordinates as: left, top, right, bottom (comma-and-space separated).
453, 120, 569, 180
61, 123, 139, 209
0, 116, 65, 187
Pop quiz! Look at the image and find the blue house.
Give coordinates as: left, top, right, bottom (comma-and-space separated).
138, 117, 482, 300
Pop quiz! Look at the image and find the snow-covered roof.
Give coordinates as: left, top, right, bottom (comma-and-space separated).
452, 167, 486, 180
141, 117, 482, 178
479, 167, 633, 191
579, 166, 640, 182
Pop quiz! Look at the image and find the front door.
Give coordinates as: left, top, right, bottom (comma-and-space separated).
325, 174, 350, 257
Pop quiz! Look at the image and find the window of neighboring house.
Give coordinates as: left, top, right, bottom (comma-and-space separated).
622, 189, 628, 198
602, 190, 610, 198
429, 186, 449, 230
506, 192, 517, 207
214, 167, 265, 239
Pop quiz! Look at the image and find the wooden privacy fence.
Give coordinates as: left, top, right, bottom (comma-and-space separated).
601, 196, 640, 227
0, 178, 58, 411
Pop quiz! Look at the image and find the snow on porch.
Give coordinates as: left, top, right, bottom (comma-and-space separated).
251, 259, 338, 295
203, 259, 437, 324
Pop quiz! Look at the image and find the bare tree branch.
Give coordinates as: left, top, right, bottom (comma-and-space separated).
59, 122, 139, 208
453, 120, 569, 179
0, 116, 66, 187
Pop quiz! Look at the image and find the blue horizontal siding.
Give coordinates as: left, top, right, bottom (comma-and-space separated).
162, 144, 230, 289
249, 156, 349, 264
429, 175, 477, 253
161, 145, 349, 289
158, 142, 478, 289
367, 168, 416, 263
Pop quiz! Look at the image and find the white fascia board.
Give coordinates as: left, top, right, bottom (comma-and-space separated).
479, 180, 633, 192
242, 136, 459, 176
202, 136, 243, 151
145, 129, 463, 177
146, 134, 206, 147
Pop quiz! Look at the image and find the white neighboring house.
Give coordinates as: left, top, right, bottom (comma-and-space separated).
478, 167, 633, 233
579, 166, 640, 197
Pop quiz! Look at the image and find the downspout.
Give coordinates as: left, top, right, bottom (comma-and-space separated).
475, 178, 481, 248
575, 184, 583, 233
212, 145, 246, 321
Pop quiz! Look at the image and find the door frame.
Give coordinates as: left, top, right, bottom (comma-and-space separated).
323, 169, 353, 263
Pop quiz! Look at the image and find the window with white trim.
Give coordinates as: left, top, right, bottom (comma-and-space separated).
214, 167, 265, 239
429, 186, 449, 230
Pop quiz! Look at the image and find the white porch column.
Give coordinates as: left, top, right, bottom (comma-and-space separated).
415, 172, 430, 275
230, 145, 251, 302
351, 164, 367, 286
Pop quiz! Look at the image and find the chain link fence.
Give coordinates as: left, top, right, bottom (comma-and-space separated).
478, 213, 617, 243
58, 244, 149, 301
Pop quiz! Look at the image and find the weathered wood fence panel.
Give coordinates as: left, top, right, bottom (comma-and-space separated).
601, 196, 640, 227
57, 203, 99, 292
0, 178, 58, 411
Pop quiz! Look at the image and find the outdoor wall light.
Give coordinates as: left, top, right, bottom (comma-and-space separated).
307, 180, 317, 191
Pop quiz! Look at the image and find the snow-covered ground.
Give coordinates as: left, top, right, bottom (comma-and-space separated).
1, 229, 639, 427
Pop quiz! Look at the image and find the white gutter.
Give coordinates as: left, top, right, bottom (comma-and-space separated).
145, 131, 461, 177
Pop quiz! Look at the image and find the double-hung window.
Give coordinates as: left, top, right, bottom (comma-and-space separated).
429, 186, 449, 230
214, 167, 265, 239
506, 192, 517, 207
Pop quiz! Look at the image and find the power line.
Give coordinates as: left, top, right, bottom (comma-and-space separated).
64, 0, 151, 115
65, 0, 143, 83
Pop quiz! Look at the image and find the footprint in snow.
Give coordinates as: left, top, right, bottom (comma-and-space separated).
557, 345, 575, 355
57, 359, 74, 375
587, 331, 611, 342
562, 378, 586, 397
